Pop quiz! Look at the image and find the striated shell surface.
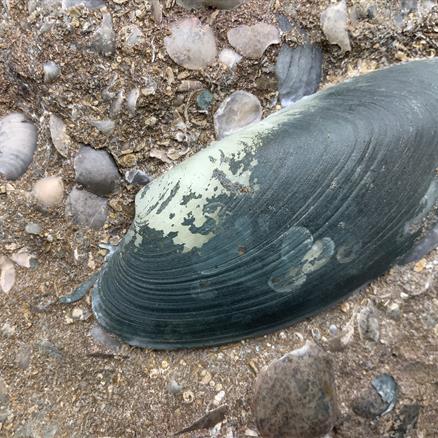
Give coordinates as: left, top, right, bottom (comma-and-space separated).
93, 60, 438, 349
0, 113, 37, 180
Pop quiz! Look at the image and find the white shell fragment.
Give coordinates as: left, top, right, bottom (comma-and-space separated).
320, 1, 351, 52
164, 18, 217, 70
227, 23, 280, 59
214, 90, 262, 139
176, 0, 246, 9
91, 12, 115, 57
62, 0, 105, 8
11, 249, 38, 269
0, 113, 37, 180
218, 48, 242, 69
126, 88, 140, 115
65, 187, 108, 229
28, 0, 61, 14
49, 114, 70, 157
43, 61, 60, 83
32, 176, 64, 209
89, 119, 115, 135
0, 256, 15, 293
122, 25, 145, 49
150, 0, 163, 23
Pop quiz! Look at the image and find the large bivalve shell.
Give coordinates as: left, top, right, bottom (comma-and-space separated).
0, 113, 37, 180
92, 59, 438, 349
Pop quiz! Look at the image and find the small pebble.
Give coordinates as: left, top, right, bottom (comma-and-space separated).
357, 303, 380, 342
213, 390, 225, 406
25, 222, 42, 235
386, 302, 401, 321
196, 90, 214, 111
71, 307, 84, 320
110, 91, 124, 118
329, 324, 338, 336
167, 379, 182, 394
43, 61, 60, 83
16, 344, 32, 369
0, 322, 15, 337
32, 176, 64, 209
214, 90, 262, 139
74, 145, 120, 196
253, 341, 338, 438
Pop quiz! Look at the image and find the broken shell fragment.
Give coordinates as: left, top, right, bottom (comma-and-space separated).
91, 59, 438, 349
320, 1, 351, 52
49, 114, 70, 157
164, 18, 217, 70
177, 0, 247, 9
227, 23, 280, 59
0, 113, 37, 180
43, 61, 61, 83
214, 91, 262, 139
275, 44, 323, 106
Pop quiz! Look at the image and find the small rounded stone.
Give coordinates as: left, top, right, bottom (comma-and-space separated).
32, 176, 64, 209
253, 341, 338, 438
74, 146, 120, 196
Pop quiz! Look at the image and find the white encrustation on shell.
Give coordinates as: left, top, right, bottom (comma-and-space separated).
0, 113, 37, 180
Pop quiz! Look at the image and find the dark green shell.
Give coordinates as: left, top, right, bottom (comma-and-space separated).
92, 59, 438, 349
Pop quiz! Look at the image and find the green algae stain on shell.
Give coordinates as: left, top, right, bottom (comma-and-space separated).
92, 59, 438, 349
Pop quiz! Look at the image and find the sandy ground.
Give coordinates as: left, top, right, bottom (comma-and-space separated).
0, 0, 438, 436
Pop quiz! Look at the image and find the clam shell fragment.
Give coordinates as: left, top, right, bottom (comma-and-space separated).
92, 59, 438, 349
0, 113, 37, 180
